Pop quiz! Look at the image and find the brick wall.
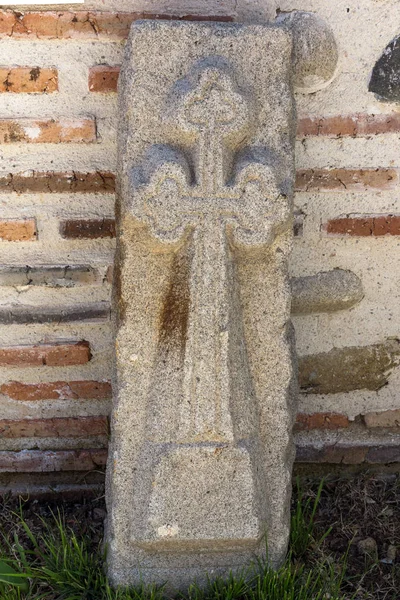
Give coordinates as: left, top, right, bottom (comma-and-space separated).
1, 0, 400, 495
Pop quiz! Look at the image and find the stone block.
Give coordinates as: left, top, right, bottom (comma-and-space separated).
291, 269, 363, 315
106, 20, 297, 590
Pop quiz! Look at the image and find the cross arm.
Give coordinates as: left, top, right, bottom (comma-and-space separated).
229, 150, 292, 248
128, 144, 193, 242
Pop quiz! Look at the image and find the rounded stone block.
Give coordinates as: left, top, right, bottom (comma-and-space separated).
277, 11, 339, 94
291, 269, 364, 315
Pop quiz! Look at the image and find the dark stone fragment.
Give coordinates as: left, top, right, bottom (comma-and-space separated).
369, 35, 400, 102
0, 303, 110, 324
60, 219, 116, 239
0, 265, 98, 286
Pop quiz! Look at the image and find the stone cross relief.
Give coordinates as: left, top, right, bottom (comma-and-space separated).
129, 64, 291, 444
107, 16, 338, 590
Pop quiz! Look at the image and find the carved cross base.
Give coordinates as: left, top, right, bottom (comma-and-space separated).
106, 21, 297, 591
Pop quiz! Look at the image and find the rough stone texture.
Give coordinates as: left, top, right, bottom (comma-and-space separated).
299, 339, 400, 395
106, 20, 297, 590
0, 11, 235, 42
369, 34, 400, 103
0, 0, 400, 481
277, 11, 338, 93
291, 269, 364, 315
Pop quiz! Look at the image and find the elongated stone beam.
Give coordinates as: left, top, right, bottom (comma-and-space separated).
299, 339, 400, 394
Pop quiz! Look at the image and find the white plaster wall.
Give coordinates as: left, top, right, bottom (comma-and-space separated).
0, 0, 399, 442
283, 0, 400, 418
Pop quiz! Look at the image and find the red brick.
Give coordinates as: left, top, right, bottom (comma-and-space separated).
295, 168, 397, 192
60, 219, 116, 239
324, 215, 400, 236
0, 11, 234, 41
0, 219, 37, 241
89, 66, 120, 92
359, 114, 400, 136
0, 67, 58, 93
68, 380, 112, 399
0, 10, 15, 36
0, 449, 107, 472
0, 118, 96, 143
0, 341, 91, 367
296, 444, 368, 464
364, 409, 400, 428
1, 380, 112, 401
0, 416, 108, 438
298, 116, 356, 137
5, 11, 136, 39
295, 412, 349, 431
366, 445, 400, 463
297, 113, 400, 138
0, 171, 115, 193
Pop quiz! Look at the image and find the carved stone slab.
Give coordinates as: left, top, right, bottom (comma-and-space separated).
106, 20, 297, 590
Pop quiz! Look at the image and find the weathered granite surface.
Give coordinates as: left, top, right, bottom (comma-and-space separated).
277, 11, 338, 93
106, 20, 297, 590
291, 269, 364, 315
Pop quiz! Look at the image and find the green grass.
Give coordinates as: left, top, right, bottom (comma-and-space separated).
290, 478, 331, 559
0, 483, 351, 600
